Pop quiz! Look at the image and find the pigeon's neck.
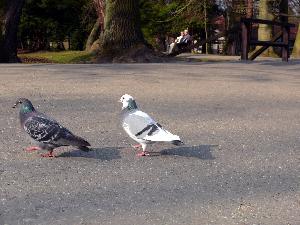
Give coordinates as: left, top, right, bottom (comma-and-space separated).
126, 99, 138, 111
20, 103, 35, 114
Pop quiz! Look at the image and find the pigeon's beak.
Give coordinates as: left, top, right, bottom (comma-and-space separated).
118, 99, 122, 103
12, 101, 21, 108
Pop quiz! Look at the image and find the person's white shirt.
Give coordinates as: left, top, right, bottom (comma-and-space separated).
175, 36, 183, 43
175, 32, 184, 43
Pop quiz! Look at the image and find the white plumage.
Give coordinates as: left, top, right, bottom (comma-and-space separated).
120, 94, 183, 156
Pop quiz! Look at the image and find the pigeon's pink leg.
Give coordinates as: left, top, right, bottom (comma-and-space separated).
41, 150, 55, 158
132, 144, 142, 149
24, 146, 41, 152
137, 151, 150, 157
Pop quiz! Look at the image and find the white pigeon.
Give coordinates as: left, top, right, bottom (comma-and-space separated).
119, 94, 183, 156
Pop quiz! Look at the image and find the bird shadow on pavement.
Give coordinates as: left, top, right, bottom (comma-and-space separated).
57, 147, 122, 161
159, 145, 217, 160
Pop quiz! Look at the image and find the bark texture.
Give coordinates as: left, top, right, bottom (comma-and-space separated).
257, 0, 275, 56
94, 0, 105, 30
292, 24, 300, 58
0, 0, 25, 63
246, 0, 253, 18
86, 0, 105, 51
86, 18, 101, 51
97, 0, 157, 62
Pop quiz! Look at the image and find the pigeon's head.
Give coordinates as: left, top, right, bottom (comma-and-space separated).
119, 94, 138, 110
13, 98, 35, 113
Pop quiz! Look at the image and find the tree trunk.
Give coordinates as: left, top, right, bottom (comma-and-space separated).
257, 0, 276, 56
86, 0, 105, 52
86, 18, 101, 51
246, 0, 253, 18
94, 0, 105, 29
292, 24, 300, 58
100, 0, 145, 52
97, 0, 157, 62
0, 0, 25, 63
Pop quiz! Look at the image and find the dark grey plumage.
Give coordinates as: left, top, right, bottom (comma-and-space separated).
14, 98, 91, 154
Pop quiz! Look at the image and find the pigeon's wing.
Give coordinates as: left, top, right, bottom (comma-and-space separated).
24, 115, 66, 144
123, 110, 180, 142
143, 124, 181, 142
24, 114, 90, 148
122, 110, 155, 140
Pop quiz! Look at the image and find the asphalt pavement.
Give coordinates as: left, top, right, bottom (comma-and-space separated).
0, 61, 300, 225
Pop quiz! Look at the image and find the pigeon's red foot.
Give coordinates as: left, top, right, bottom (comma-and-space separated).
137, 151, 150, 157
132, 144, 142, 149
40, 151, 55, 158
24, 146, 41, 152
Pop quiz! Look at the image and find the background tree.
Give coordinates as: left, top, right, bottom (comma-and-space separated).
220, 0, 251, 55
293, 23, 300, 57
140, 0, 216, 52
19, 0, 92, 51
290, 0, 300, 57
0, 0, 25, 63
85, 0, 105, 51
97, 0, 157, 62
256, 0, 276, 56
93, 0, 105, 30
246, 0, 254, 18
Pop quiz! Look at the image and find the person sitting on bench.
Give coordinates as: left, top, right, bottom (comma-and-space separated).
168, 29, 192, 55
178, 29, 192, 48
168, 31, 184, 54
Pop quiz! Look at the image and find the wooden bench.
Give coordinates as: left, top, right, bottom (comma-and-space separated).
241, 18, 295, 61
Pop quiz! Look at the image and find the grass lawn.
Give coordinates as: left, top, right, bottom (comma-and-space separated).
18, 51, 94, 63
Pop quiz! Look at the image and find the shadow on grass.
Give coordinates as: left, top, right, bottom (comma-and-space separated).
159, 145, 217, 160
57, 147, 122, 161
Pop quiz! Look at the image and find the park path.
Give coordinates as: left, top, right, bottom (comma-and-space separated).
0, 61, 300, 225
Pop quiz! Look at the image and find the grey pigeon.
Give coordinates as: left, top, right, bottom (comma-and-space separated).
13, 98, 91, 157
120, 94, 183, 156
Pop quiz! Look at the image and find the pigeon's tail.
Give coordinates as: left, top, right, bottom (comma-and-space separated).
78, 145, 91, 152
171, 140, 184, 146
67, 134, 91, 151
